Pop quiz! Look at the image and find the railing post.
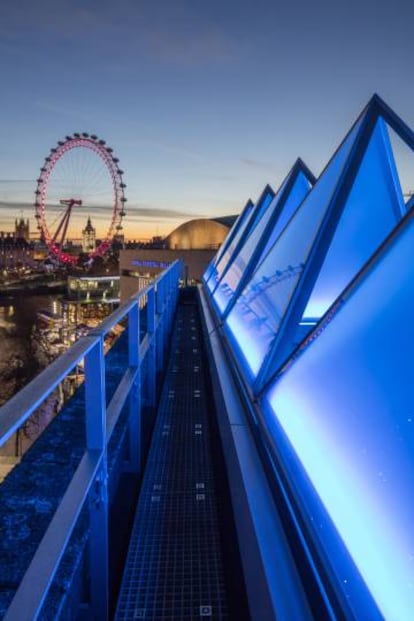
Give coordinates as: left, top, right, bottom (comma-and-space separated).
165, 270, 172, 336
84, 338, 108, 621
156, 279, 165, 371
175, 262, 181, 306
147, 287, 156, 408
127, 301, 141, 473
0, 267, 182, 621
169, 270, 174, 332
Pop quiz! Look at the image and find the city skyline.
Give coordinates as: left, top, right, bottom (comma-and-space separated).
1, 0, 414, 239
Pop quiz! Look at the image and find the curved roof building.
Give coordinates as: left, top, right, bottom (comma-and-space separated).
165, 218, 234, 250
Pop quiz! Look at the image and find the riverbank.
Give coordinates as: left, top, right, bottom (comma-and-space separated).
0, 294, 63, 406
0, 277, 67, 297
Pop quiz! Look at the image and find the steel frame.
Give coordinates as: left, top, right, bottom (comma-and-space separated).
209, 186, 274, 295
255, 94, 414, 394
219, 158, 316, 321
204, 198, 254, 284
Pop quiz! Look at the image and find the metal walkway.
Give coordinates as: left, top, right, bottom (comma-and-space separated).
115, 293, 232, 620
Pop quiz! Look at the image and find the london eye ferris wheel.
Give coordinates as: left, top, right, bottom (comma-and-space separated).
34, 133, 126, 265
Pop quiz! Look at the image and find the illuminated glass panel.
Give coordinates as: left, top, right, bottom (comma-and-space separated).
263, 216, 414, 621
213, 169, 312, 315
303, 119, 405, 319
225, 115, 364, 377
260, 170, 313, 262
206, 187, 274, 294
203, 200, 254, 284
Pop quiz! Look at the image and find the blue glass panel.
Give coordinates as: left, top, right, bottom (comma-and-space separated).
203, 200, 254, 284
259, 170, 313, 262
303, 119, 405, 319
213, 170, 312, 316
225, 114, 364, 378
212, 176, 289, 314
206, 188, 274, 294
263, 216, 414, 621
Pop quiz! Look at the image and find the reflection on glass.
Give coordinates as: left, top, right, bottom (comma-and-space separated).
206, 188, 274, 294
225, 114, 364, 377
264, 217, 414, 621
213, 169, 312, 315
203, 200, 254, 284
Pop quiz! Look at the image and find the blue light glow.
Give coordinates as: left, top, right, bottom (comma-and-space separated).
203, 200, 254, 285
132, 259, 171, 269
302, 118, 405, 319
212, 182, 287, 314
263, 217, 414, 621
207, 188, 274, 294
259, 171, 314, 262
225, 115, 364, 378
213, 168, 312, 316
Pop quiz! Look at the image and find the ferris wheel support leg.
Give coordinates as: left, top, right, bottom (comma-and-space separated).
58, 205, 73, 249
51, 205, 71, 245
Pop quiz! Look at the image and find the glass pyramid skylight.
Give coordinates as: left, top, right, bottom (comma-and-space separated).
263, 211, 414, 621
205, 185, 274, 294
212, 160, 315, 317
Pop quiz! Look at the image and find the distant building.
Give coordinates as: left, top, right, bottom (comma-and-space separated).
0, 233, 34, 270
15, 218, 30, 242
164, 218, 234, 250
120, 249, 218, 300
82, 217, 96, 253
120, 216, 237, 301
67, 275, 120, 304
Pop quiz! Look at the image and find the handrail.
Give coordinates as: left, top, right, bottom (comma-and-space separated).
3, 450, 103, 621
0, 335, 97, 446
0, 259, 182, 621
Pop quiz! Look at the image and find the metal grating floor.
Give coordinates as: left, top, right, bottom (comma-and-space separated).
115, 296, 229, 620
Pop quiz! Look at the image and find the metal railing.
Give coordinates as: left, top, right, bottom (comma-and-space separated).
0, 260, 182, 621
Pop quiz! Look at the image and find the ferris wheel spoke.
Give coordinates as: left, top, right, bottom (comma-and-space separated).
86, 160, 109, 195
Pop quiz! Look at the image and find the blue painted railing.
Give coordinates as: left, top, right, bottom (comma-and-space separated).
0, 260, 182, 621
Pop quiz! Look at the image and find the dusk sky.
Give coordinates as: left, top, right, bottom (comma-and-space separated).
0, 0, 413, 239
